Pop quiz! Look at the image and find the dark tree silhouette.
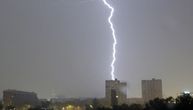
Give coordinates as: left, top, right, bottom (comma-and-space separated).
165, 97, 175, 110
144, 98, 168, 110
129, 104, 143, 110
95, 94, 193, 110
5, 105, 15, 110
92, 98, 100, 110
28, 107, 45, 110
41, 100, 50, 108
175, 93, 193, 110
113, 104, 129, 110
0, 101, 3, 110
97, 107, 112, 110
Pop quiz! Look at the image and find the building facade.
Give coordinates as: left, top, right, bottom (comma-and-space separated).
105, 79, 127, 106
142, 78, 162, 102
3, 90, 40, 108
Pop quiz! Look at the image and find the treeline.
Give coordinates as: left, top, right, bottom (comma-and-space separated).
1, 93, 193, 110
97, 93, 193, 110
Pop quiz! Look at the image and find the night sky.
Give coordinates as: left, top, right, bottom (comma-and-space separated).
0, 0, 193, 99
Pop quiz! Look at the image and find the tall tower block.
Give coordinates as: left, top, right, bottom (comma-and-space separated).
142, 78, 163, 102
105, 79, 127, 106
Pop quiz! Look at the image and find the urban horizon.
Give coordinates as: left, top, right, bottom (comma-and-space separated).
0, 78, 190, 100
0, 0, 193, 103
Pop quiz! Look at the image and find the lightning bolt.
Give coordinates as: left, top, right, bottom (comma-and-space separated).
102, 0, 117, 80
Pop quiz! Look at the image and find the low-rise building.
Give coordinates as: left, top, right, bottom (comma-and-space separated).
3, 89, 40, 108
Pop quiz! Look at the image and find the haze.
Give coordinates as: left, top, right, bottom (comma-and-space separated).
0, 0, 193, 99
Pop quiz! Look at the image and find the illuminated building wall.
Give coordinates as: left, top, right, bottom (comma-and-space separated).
105, 79, 127, 106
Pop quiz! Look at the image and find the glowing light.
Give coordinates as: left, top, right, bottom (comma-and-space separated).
102, 0, 117, 80
66, 105, 74, 110
89, 105, 93, 109
183, 90, 190, 94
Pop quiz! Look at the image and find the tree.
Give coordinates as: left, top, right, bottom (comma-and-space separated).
5, 105, 15, 110
129, 104, 143, 110
28, 107, 45, 110
97, 107, 111, 110
144, 98, 168, 110
0, 101, 3, 110
165, 97, 175, 104
175, 93, 193, 110
41, 100, 50, 108
113, 104, 129, 110
92, 98, 100, 110
165, 97, 175, 110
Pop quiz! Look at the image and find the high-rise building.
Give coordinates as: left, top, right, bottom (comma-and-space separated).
142, 78, 162, 102
105, 79, 127, 106
3, 90, 40, 108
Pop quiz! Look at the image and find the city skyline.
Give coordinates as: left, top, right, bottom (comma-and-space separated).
0, 0, 193, 99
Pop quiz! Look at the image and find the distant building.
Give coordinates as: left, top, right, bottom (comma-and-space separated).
3, 90, 40, 108
105, 79, 127, 106
142, 78, 162, 102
